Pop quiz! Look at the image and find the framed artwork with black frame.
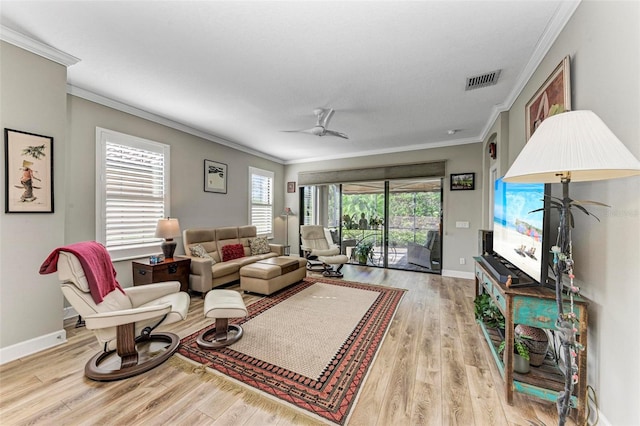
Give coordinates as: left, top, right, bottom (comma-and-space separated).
4, 128, 54, 213
204, 159, 227, 194
450, 172, 475, 191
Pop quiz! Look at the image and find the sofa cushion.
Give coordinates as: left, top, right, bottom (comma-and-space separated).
249, 236, 271, 255
221, 243, 245, 262
189, 244, 215, 263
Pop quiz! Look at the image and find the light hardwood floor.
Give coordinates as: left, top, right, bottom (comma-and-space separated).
0, 265, 571, 425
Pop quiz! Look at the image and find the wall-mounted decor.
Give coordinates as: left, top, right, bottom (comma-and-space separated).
525, 55, 571, 141
450, 172, 475, 191
204, 159, 227, 194
287, 181, 296, 193
4, 128, 54, 213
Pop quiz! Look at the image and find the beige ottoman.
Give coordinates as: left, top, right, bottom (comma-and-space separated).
197, 289, 247, 349
240, 257, 307, 295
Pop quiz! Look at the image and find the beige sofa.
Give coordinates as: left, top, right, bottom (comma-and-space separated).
179, 225, 284, 294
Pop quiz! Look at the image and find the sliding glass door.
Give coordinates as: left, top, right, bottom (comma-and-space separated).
299, 177, 442, 273
388, 179, 442, 272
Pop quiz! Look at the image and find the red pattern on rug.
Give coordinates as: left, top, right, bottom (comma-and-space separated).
178, 276, 405, 425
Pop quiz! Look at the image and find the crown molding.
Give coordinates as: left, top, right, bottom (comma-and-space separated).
0, 25, 80, 67
286, 136, 481, 165
68, 85, 285, 164
501, 0, 581, 114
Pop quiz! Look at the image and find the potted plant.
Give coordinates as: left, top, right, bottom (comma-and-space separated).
473, 293, 505, 333
369, 216, 383, 230
498, 335, 531, 374
353, 240, 374, 265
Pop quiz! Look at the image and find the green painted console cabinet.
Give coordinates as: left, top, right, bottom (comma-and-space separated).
474, 258, 588, 425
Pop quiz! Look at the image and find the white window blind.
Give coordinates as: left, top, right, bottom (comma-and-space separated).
249, 167, 274, 237
96, 128, 170, 260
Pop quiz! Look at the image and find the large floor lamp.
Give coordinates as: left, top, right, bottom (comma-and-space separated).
503, 110, 640, 425
281, 207, 294, 255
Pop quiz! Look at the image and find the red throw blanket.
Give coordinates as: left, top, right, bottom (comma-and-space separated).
40, 241, 124, 304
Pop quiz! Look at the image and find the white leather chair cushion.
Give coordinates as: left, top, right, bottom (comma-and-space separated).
203, 289, 247, 320
57, 251, 90, 292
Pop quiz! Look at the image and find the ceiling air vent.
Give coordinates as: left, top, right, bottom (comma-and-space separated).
465, 69, 502, 90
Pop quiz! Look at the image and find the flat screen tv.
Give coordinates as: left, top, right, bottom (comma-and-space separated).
491, 177, 552, 287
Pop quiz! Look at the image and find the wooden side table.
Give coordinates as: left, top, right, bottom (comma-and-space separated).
132, 257, 191, 293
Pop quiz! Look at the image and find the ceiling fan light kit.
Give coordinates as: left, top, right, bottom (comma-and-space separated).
284, 108, 349, 139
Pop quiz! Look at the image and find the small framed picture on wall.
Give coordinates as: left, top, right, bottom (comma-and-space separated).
204, 159, 227, 194
450, 173, 475, 191
287, 181, 296, 193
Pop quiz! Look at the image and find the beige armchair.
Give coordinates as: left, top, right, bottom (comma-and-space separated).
300, 225, 349, 277
50, 248, 190, 381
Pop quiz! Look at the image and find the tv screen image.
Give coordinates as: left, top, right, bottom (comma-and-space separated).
493, 177, 550, 285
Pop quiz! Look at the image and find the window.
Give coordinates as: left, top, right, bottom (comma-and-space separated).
96, 128, 170, 260
249, 167, 274, 237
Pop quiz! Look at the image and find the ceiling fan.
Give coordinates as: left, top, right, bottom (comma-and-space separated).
283, 108, 349, 139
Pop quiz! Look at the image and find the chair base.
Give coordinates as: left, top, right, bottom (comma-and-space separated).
197, 322, 244, 349
85, 332, 180, 382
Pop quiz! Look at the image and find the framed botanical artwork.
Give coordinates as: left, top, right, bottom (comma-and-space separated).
450, 172, 475, 191
4, 128, 54, 213
525, 55, 571, 140
287, 181, 296, 193
204, 159, 227, 194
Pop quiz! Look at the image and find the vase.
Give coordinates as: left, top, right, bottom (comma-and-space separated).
515, 324, 549, 367
513, 353, 530, 374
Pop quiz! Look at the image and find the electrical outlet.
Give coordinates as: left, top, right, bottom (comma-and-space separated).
455, 221, 470, 228
459, 257, 466, 265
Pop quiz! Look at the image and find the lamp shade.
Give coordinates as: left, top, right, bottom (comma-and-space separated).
504, 110, 640, 183
281, 207, 294, 216
155, 218, 181, 240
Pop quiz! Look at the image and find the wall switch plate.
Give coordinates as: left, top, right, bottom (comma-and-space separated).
455, 221, 470, 228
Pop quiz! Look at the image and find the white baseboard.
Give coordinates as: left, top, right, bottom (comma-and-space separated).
0, 329, 67, 365
441, 269, 475, 280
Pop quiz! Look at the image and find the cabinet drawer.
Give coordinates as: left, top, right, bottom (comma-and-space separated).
492, 285, 506, 312
512, 296, 584, 331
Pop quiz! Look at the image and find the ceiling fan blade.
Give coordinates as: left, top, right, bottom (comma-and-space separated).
282, 127, 324, 136
324, 129, 349, 139
319, 108, 335, 128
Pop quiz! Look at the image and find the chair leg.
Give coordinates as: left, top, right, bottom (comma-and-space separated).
197, 318, 244, 349
85, 331, 180, 382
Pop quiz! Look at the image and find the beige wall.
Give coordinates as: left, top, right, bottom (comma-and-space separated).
66, 96, 285, 284
0, 42, 68, 350
0, 43, 285, 360
504, 1, 639, 424
285, 142, 484, 277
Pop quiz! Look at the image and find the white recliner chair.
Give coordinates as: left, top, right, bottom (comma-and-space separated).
300, 225, 349, 278
43, 244, 190, 381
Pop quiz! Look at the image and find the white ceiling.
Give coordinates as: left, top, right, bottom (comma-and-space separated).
1, 1, 579, 164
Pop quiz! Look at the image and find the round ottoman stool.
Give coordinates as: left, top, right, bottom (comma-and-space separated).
197, 289, 247, 349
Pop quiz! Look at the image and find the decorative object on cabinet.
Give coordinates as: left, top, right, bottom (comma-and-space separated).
515, 324, 549, 367
204, 159, 227, 193
525, 56, 571, 141
155, 217, 181, 259
4, 128, 54, 213
503, 110, 640, 425
498, 336, 530, 374
450, 172, 475, 191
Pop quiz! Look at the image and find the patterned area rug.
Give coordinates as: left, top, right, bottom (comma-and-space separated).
178, 276, 406, 425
